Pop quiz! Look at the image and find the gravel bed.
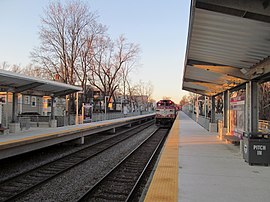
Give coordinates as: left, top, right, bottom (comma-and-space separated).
15, 125, 158, 202
0, 132, 116, 183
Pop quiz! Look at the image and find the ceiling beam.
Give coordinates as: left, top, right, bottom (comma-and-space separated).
187, 59, 226, 67
192, 65, 249, 80
15, 82, 44, 93
196, 1, 270, 23
184, 77, 225, 86
189, 54, 253, 68
53, 89, 78, 97
190, 42, 270, 58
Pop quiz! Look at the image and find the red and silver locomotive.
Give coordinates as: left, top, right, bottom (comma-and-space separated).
155, 99, 177, 126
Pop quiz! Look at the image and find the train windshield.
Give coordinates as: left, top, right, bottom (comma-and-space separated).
157, 100, 174, 107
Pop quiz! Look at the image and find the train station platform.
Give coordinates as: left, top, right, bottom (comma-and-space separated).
0, 113, 154, 160
145, 111, 270, 202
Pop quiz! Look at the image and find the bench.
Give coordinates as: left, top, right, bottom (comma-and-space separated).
0, 127, 9, 135
223, 135, 241, 145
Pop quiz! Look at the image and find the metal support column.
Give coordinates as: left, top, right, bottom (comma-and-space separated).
245, 83, 250, 133
51, 96, 55, 120
223, 91, 228, 128
248, 81, 259, 133
196, 94, 199, 122
75, 92, 79, 125
211, 96, 215, 123
12, 93, 18, 123
204, 96, 207, 118
192, 98, 195, 114
0, 104, 2, 127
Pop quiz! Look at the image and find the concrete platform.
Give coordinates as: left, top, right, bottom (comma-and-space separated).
145, 111, 270, 202
0, 114, 154, 160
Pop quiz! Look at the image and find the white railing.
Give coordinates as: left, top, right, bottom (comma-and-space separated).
259, 120, 270, 133
85, 111, 153, 123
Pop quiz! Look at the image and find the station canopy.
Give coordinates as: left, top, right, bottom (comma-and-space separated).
0, 69, 82, 97
183, 0, 270, 96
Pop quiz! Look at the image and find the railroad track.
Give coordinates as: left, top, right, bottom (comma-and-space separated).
77, 128, 169, 202
0, 120, 154, 202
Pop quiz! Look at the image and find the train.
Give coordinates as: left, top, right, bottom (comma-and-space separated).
155, 99, 177, 126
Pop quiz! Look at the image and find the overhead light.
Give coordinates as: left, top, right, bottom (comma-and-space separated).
252, 68, 264, 76
224, 80, 231, 84
240, 68, 248, 74
256, 68, 264, 75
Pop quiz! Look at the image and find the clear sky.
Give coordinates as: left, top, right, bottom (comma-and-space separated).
0, 0, 190, 103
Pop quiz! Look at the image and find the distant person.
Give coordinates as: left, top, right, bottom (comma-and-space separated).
208, 110, 211, 118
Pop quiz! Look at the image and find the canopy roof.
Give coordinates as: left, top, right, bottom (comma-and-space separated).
183, 0, 270, 96
0, 69, 82, 97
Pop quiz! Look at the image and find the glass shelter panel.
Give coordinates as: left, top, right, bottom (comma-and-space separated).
229, 89, 245, 139
259, 81, 270, 132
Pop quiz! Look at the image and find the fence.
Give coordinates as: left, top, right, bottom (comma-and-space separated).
259, 120, 270, 133
18, 115, 51, 128
182, 107, 223, 131
85, 111, 152, 123
15, 111, 154, 129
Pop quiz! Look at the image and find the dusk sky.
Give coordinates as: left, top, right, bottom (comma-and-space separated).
0, 0, 191, 102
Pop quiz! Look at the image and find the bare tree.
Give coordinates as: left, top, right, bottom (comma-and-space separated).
126, 79, 138, 111
188, 92, 197, 103
0, 62, 24, 73
31, 0, 97, 85
30, 1, 104, 115
0, 62, 10, 70
162, 96, 172, 100
22, 64, 51, 79
88, 35, 140, 108
137, 80, 153, 100
179, 95, 189, 106
77, 22, 107, 103
30, 0, 142, 115
119, 56, 139, 101
134, 80, 154, 110
0, 62, 50, 79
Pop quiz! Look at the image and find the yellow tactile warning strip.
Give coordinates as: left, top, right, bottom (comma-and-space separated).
144, 116, 179, 202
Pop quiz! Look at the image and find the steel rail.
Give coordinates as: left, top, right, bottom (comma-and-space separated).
0, 120, 154, 202
77, 128, 168, 202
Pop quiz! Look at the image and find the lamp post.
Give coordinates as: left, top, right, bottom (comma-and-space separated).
75, 92, 79, 125
104, 96, 109, 120
120, 98, 123, 113
65, 95, 69, 125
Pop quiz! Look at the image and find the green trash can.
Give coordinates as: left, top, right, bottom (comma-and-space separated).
243, 132, 270, 166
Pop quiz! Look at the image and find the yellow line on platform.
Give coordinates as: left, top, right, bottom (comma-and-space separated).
144, 118, 179, 202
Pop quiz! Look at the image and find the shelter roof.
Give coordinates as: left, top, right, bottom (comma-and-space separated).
0, 69, 82, 97
183, 0, 270, 96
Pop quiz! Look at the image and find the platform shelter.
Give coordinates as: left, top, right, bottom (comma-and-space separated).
183, 0, 270, 142
0, 69, 82, 134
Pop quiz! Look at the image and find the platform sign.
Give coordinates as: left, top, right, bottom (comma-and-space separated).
84, 103, 92, 121
230, 93, 245, 138
0, 94, 5, 126
0, 94, 6, 104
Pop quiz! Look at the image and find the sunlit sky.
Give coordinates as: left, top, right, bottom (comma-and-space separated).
0, 0, 190, 103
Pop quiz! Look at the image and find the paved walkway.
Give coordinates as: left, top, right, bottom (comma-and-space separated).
178, 112, 270, 202
0, 114, 154, 144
